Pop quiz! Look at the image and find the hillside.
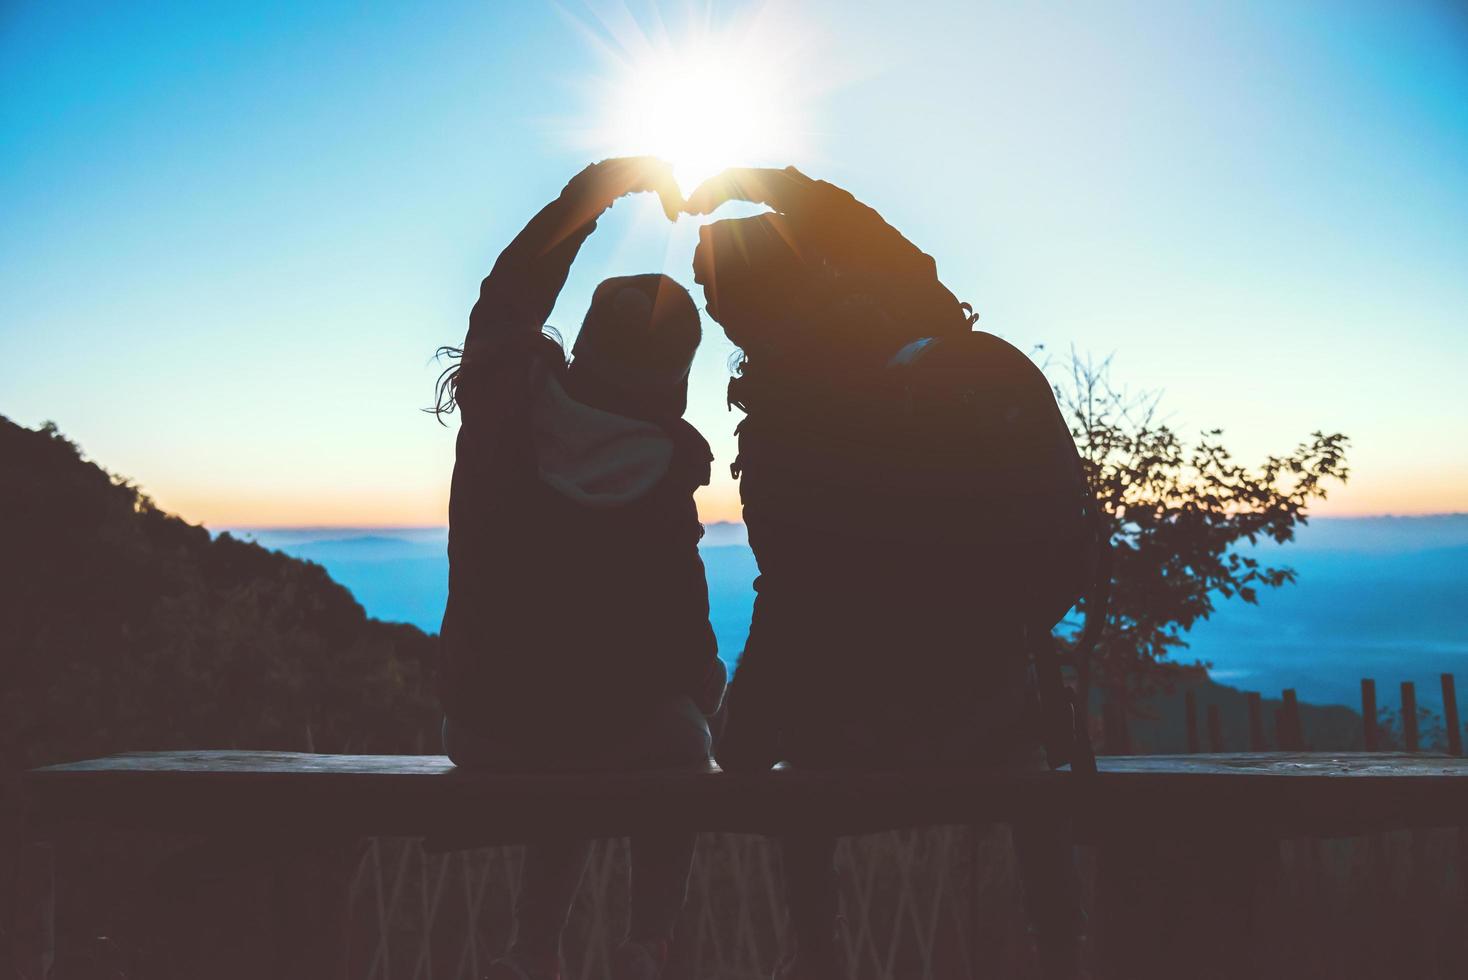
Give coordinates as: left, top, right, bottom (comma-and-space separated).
0, 417, 440, 769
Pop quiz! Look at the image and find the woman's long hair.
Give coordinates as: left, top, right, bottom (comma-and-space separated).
430, 345, 464, 421
428, 327, 566, 423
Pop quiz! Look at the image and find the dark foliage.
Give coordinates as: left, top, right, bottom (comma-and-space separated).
1054, 356, 1350, 703
0, 416, 439, 769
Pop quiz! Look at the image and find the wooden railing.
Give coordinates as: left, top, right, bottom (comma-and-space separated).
1152, 673, 1466, 756
17, 750, 1468, 979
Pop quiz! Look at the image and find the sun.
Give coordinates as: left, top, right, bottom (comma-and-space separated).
609, 42, 791, 194
576, 5, 813, 196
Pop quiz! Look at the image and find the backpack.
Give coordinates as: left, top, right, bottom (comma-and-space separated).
884, 330, 1107, 771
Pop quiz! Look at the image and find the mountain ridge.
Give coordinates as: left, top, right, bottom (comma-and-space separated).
0, 416, 440, 768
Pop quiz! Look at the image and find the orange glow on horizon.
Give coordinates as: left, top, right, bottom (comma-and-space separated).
153, 478, 1468, 532
1305, 468, 1468, 520
154, 488, 449, 532
155, 484, 747, 531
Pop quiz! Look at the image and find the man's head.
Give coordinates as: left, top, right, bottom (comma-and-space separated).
692, 212, 967, 378
684, 167, 972, 386
567, 273, 701, 419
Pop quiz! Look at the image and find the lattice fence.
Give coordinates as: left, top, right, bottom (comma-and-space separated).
27, 826, 1468, 978
341, 825, 1045, 980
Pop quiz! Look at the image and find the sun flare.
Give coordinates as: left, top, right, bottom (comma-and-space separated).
577, 6, 813, 197
610, 44, 791, 194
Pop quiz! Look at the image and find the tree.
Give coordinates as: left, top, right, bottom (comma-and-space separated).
1053, 354, 1350, 708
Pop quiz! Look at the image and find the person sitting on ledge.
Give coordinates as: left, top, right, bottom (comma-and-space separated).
686, 166, 1086, 980
433, 157, 726, 980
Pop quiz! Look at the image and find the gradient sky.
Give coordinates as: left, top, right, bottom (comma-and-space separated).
3, 1, 1465, 527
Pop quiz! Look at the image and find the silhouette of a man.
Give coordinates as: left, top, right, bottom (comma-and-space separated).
686, 167, 1084, 980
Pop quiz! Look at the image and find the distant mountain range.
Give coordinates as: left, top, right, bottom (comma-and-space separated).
232, 514, 1468, 715
1175, 517, 1468, 713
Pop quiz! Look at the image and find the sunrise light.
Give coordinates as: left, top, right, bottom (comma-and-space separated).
578, 7, 811, 195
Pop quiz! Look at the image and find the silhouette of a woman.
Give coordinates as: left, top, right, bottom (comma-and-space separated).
436, 157, 726, 980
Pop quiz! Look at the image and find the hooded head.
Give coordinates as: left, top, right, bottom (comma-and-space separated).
566, 273, 701, 419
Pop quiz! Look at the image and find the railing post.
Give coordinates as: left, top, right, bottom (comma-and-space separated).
1185, 691, 1200, 753
1362, 679, 1378, 751
1246, 692, 1265, 751
1281, 689, 1303, 751
1443, 674, 1462, 756
1206, 704, 1224, 752
1401, 681, 1418, 752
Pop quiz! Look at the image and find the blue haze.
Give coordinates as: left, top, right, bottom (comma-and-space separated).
233, 515, 1468, 713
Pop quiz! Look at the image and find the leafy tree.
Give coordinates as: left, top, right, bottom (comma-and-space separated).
1053, 355, 1350, 708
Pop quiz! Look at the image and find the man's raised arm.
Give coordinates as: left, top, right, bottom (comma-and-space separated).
685, 166, 968, 336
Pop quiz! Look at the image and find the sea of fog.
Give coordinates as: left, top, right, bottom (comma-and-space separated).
230, 515, 1468, 714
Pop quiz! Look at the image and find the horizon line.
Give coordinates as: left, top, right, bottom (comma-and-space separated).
219, 513, 1468, 532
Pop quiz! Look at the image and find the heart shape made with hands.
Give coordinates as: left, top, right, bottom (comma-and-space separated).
594, 158, 810, 224
681, 166, 814, 218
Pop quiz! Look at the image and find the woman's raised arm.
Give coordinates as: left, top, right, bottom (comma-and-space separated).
463, 158, 682, 362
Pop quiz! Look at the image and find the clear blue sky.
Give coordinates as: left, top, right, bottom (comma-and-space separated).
3, 0, 1465, 525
